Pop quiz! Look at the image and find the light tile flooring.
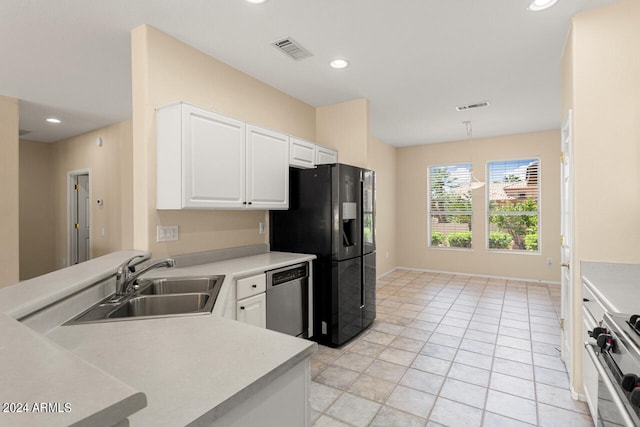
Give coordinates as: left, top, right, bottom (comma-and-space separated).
310, 269, 593, 427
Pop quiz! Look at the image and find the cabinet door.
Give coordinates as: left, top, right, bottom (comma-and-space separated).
183, 105, 245, 209
246, 125, 289, 209
237, 293, 266, 328
289, 137, 315, 169
315, 145, 338, 165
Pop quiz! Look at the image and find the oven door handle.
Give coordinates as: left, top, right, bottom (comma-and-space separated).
584, 342, 637, 427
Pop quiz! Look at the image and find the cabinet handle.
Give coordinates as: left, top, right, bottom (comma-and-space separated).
583, 298, 590, 302
240, 306, 245, 310
242, 202, 247, 205
248, 202, 252, 205
251, 284, 257, 288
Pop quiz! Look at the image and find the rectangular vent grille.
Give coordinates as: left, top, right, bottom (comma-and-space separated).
271, 37, 313, 61
19, 129, 31, 136
456, 101, 490, 112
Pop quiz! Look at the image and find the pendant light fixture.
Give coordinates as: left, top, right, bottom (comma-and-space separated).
463, 120, 486, 190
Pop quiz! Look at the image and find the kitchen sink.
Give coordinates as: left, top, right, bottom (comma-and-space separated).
137, 277, 217, 295
108, 294, 210, 318
64, 275, 224, 325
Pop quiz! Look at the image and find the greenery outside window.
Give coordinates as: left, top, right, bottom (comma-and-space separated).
487, 159, 540, 252
428, 163, 473, 249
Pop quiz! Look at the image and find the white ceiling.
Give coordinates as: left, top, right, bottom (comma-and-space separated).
1, 0, 618, 146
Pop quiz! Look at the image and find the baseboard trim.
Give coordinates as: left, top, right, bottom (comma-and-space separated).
377, 267, 399, 280
393, 266, 561, 286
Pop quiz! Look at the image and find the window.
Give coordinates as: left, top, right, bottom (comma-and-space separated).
487, 159, 540, 252
428, 163, 473, 249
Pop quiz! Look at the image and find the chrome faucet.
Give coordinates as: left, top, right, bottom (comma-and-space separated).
114, 255, 176, 298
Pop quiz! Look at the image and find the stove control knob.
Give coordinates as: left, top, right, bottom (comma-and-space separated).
589, 327, 607, 340
597, 333, 614, 352
622, 374, 639, 392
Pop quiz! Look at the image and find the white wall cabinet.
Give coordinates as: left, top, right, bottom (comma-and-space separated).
156, 102, 289, 210
315, 145, 338, 165
289, 137, 316, 169
246, 125, 289, 209
289, 137, 338, 169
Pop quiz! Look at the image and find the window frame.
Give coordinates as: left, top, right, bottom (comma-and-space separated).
485, 157, 541, 254
427, 162, 474, 250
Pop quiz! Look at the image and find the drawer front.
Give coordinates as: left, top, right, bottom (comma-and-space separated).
582, 283, 606, 322
237, 274, 266, 300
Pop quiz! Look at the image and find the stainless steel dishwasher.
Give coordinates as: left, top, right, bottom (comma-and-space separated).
266, 262, 309, 338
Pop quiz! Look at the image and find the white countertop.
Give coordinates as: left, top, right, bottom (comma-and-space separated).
47, 315, 314, 426
0, 250, 317, 426
581, 261, 640, 314
0, 313, 146, 427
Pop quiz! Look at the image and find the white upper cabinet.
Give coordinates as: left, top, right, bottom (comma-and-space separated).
289, 137, 316, 169
315, 145, 338, 165
246, 125, 289, 210
156, 102, 289, 210
289, 137, 338, 169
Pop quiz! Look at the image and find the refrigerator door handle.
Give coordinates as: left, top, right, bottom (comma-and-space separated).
360, 176, 365, 309
360, 260, 365, 309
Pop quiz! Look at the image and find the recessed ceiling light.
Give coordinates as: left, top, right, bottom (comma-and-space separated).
45, 117, 61, 124
329, 59, 349, 69
527, 0, 558, 12
245, 0, 268, 4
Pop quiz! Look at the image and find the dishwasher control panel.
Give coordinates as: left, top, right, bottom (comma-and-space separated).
270, 263, 308, 286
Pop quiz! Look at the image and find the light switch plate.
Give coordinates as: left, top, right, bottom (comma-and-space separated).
157, 225, 179, 242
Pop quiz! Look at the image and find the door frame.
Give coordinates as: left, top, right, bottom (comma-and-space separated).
67, 169, 91, 266
560, 109, 574, 383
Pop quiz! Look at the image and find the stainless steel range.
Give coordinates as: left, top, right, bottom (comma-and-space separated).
586, 312, 640, 426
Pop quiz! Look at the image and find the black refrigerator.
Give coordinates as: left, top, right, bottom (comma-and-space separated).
270, 163, 376, 347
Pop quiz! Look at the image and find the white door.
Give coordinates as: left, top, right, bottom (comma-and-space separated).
71, 173, 90, 264
560, 110, 574, 370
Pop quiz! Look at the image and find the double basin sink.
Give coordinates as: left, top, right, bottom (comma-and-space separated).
65, 275, 225, 325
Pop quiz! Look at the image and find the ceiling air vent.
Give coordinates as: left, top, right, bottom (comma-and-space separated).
456, 101, 490, 112
271, 37, 313, 61
19, 129, 31, 136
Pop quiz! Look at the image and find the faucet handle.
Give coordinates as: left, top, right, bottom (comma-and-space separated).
117, 255, 145, 274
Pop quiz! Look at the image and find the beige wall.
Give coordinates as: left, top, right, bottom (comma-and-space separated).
563, 0, 640, 394
316, 99, 369, 168
19, 140, 55, 279
367, 136, 397, 276
131, 25, 317, 257
396, 130, 561, 282
0, 95, 19, 287
50, 121, 134, 269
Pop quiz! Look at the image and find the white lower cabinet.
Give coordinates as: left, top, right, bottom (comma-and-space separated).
236, 293, 266, 328
235, 273, 267, 328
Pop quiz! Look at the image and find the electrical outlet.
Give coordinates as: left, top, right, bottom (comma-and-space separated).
259, 222, 265, 235
157, 225, 179, 242
547, 257, 553, 266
